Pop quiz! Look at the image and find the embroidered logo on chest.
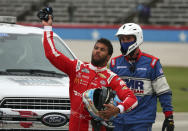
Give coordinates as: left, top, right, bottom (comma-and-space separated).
100, 80, 106, 86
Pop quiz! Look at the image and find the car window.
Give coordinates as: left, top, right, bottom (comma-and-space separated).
0, 33, 75, 74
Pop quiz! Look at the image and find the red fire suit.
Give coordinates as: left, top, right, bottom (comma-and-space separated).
43, 27, 138, 131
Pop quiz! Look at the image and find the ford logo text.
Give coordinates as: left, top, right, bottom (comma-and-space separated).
41, 113, 68, 127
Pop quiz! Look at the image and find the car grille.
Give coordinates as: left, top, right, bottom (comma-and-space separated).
0, 97, 70, 110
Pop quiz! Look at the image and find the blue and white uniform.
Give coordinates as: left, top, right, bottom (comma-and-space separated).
110, 50, 173, 129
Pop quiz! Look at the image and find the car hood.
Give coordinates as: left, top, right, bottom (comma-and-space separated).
0, 23, 43, 34
0, 75, 70, 100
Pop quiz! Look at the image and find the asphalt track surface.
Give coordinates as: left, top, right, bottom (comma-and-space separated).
1, 112, 187, 130
65, 40, 188, 67
153, 112, 188, 131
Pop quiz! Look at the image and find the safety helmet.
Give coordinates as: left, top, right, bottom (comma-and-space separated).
116, 23, 143, 56
82, 87, 121, 121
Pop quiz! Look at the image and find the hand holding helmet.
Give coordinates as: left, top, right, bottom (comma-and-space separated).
82, 87, 121, 129
98, 103, 120, 121
37, 7, 53, 22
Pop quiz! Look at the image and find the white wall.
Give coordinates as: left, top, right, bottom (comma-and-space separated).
65, 40, 188, 67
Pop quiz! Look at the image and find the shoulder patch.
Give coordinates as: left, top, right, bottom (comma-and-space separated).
110, 58, 116, 68
106, 69, 117, 84
76, 60, 83, 72
142, 53, 159, 68
150, 58, 158, 68
110, 55, 122, 68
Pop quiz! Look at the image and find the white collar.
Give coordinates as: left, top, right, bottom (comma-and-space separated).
88, 63, 107, 72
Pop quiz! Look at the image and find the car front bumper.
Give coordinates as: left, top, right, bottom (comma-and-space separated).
0, 108, 70, 130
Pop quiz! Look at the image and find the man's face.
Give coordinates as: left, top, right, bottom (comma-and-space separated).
118, 35, 136, 43
91, 42, 110, 67
118, 35, 136, 56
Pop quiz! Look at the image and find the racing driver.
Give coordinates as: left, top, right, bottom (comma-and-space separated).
41, 16, 138, 131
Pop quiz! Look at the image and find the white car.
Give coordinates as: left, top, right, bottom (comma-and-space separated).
0, 16, 76, 130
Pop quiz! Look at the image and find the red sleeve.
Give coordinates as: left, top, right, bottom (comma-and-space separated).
43, 31, 76, 76
109, 75, 138, 112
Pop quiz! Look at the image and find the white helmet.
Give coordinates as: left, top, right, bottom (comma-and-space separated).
116, 23, 143, 56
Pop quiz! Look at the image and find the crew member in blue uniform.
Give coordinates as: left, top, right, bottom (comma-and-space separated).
110, 23, 174, 131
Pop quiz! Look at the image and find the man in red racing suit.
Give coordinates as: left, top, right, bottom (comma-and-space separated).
42, 17, 137, 131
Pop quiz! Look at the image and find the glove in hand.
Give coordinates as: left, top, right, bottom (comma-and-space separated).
37, 7, 53, 22
162, 115, 174, 131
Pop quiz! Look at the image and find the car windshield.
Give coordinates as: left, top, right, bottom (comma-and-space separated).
0, 33, 75, 75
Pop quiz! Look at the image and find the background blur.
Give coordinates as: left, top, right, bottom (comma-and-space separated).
0, 0, 188, 130
1, 0, 188, 66
1, 0, 187, 25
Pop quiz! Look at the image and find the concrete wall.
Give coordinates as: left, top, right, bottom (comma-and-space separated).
64, 40, 188, 67
50, 24, 188, 67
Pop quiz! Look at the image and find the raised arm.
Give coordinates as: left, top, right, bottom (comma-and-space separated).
42, 16, 76, 76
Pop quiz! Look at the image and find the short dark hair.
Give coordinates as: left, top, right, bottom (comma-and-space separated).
96, 38, 113, 56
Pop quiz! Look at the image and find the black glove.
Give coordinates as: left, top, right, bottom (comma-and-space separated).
162, 115, 174, 131
37, 7, 53, 21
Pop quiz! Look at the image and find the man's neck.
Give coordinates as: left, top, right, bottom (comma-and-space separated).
127, 48, 140, 62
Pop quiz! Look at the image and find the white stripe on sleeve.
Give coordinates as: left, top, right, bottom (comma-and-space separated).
46, 31, 60, 57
